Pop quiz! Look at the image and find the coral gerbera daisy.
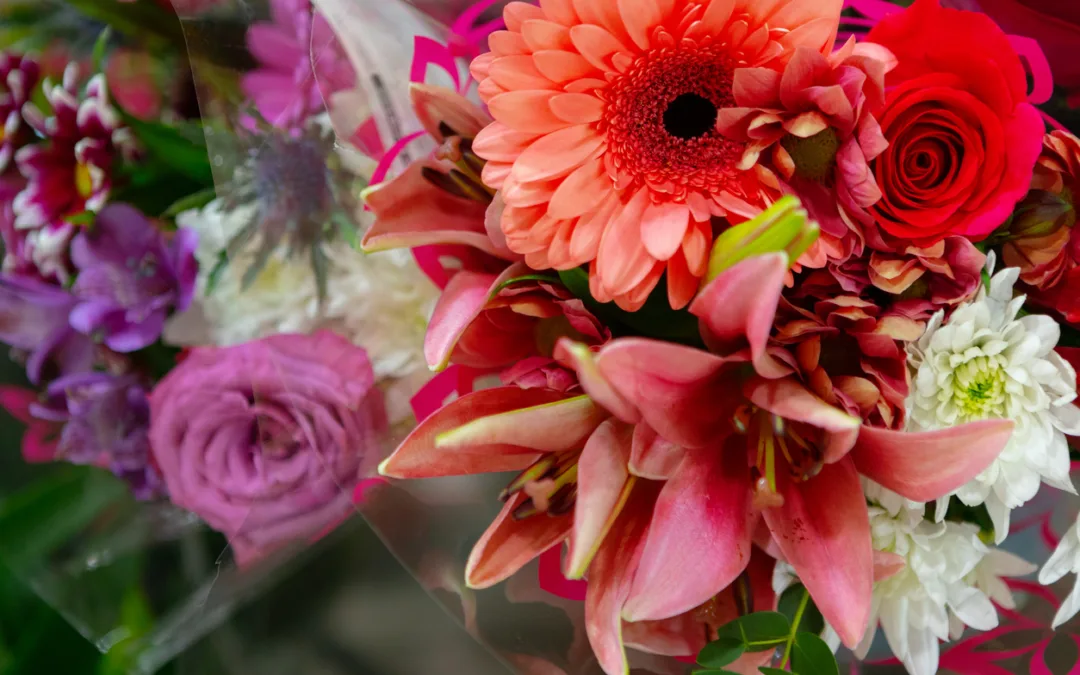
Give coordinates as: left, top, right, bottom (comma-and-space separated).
469, 0, 844, 310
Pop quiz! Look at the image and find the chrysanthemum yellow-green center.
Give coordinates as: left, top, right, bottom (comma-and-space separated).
949, 355, 1007, 419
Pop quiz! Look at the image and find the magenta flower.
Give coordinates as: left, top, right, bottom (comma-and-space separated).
14, 67, 133, 281
32, 371, 163, 500
149, 331, 388, 565
0, 274, 95, 384
241, 0, 356, 128
0, 51, 40, 172
69, 204, 198, 353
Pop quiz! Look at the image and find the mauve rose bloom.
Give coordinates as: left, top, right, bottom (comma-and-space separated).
149, 331, 388, 564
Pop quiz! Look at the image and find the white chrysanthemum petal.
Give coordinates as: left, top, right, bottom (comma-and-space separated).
1040, 520, 1080, 586
906, 264, 1077, 538
1052, 581, 1080, 630
946, 585, 997, 631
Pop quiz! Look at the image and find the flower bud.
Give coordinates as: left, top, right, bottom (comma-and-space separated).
706, 195, 820, 283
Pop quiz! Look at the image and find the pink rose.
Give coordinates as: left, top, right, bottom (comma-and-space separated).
149, 331, 387, 564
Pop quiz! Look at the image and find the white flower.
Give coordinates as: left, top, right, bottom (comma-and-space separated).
907, 254, 1080, 542
1039, 515, 1080, 629
164, 200, 438, 381
859, 506, 998, 675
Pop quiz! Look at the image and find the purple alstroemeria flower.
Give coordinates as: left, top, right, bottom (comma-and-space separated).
32, 371, 164, 500
69, 204, 198, 353
0, 274, 95, 384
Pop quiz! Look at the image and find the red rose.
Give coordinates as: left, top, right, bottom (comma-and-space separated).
866, 0, 1044, 245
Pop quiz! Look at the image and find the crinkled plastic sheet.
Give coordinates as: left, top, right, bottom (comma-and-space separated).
172, 1, 1080, 674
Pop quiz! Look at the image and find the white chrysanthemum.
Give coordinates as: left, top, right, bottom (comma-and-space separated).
907, 254, 1080, 541
1040, 515, 1080, 629
164, 200, 438, 380
858, 506, 1000, 675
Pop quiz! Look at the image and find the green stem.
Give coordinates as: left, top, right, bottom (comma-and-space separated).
780, 588, 811, 670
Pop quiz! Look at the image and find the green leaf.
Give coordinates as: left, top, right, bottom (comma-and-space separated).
161, 186, 218, 218
759, 669, 791, 674
121, 114, 214, 187
698, 638, 745, 668
778, 584, 825, 637
493, 273, 562, 295
332, 211, 361, 250
715, 611, 791, 652
692, 670, 741, 675
790, 632, 840, 675
64, 210, 96, 227
91, 26, 112, 73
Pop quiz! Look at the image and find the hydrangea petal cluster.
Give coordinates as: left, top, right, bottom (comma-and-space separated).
14, 67, 133, 281
908, 257, 1080, 540
70, 204, 198, 353
469, 0, 844, 310
242, 0, 356, 128
0, 52, 40, 172
31, 371, 163, 500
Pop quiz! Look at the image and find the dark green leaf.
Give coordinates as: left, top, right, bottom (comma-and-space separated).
759, 669, 790, 674
790, 632, 839, 675
692, 670, 741, 675
493, 273, 563, 295
64, 210, 96, 227
715, 612, 791, 652
332, 211, 360, 250
778, 584, 825, 637
162, 186, 218, 218
121, 115, 214, 187
91, 26, 112, 73
698, 638, 745, 668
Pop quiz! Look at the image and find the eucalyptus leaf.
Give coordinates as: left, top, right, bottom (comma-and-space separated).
778, 584, 825, 637
697, 638, 745, 668
791, 632, 840, 675
715, 611, 791, 652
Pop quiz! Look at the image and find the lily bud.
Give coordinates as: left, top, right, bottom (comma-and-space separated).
705, 195, 820, 283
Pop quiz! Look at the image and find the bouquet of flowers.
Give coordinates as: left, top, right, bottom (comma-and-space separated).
331, 0, 1080, 673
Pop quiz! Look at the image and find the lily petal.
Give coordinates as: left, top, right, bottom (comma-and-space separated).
555, 338, 640, 423
466, 493, 572, 588
436, 395, 608, 453
763, 457, 872, 649
425, 269, 502, 370
594, 338, 741, 448
567, 419, 634, 578
744, 377, 861, 463
852, 420, 1015, 502
379, 388, 568, 478
629, 423, 685, 480
409, 83, 491, 142
623, 441, 752, 622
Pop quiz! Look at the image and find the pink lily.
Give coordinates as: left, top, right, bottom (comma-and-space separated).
555, 253, 1015, 652
425, 262, 609, 389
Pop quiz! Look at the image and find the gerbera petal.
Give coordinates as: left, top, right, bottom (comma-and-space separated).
521, 19, 575, 52
512, 124, 605, 183
763, 458, 872, 650
379, 388, 568, 478
489, 90, 575, 134
539, 0, 580, 26
533, 49, 599, 82
466, 494, 572, 588
548, 156, 610, 219
640, 202, 690, 262
624, 442, 752, 622
569, 24, 629, 72
567, 419, 634, 578
550, 92, 606, 123
617, 0, 674, 50
489, 55, 560, 91
851, 420, 1015, 502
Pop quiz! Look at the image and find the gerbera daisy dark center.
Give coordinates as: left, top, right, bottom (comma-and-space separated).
602, 47, 744, 200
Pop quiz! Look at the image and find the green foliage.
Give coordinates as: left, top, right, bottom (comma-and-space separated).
162, 187, 219, 219
558, 267, 703, 346
696, 588, 841, 675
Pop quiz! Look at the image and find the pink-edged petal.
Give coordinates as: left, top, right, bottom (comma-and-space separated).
555, 339, 641, 423
566, 419, 634, 578
409, 83, 491, 142
623, 441, 752, 622
435, 395, 608, 453
466, 494, 572, 588
744, 377, 860, 463
594, 338, 740, 448
763, 457, 872, 649
851, 420, 1015, 502
874, 550, 905, 582
629, 423, 685, 480
362, 162, 499, 255
691, 253, 789, 369
379, 388, 570, 478
424, 269, 502, 370
586, 483, 658, 675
